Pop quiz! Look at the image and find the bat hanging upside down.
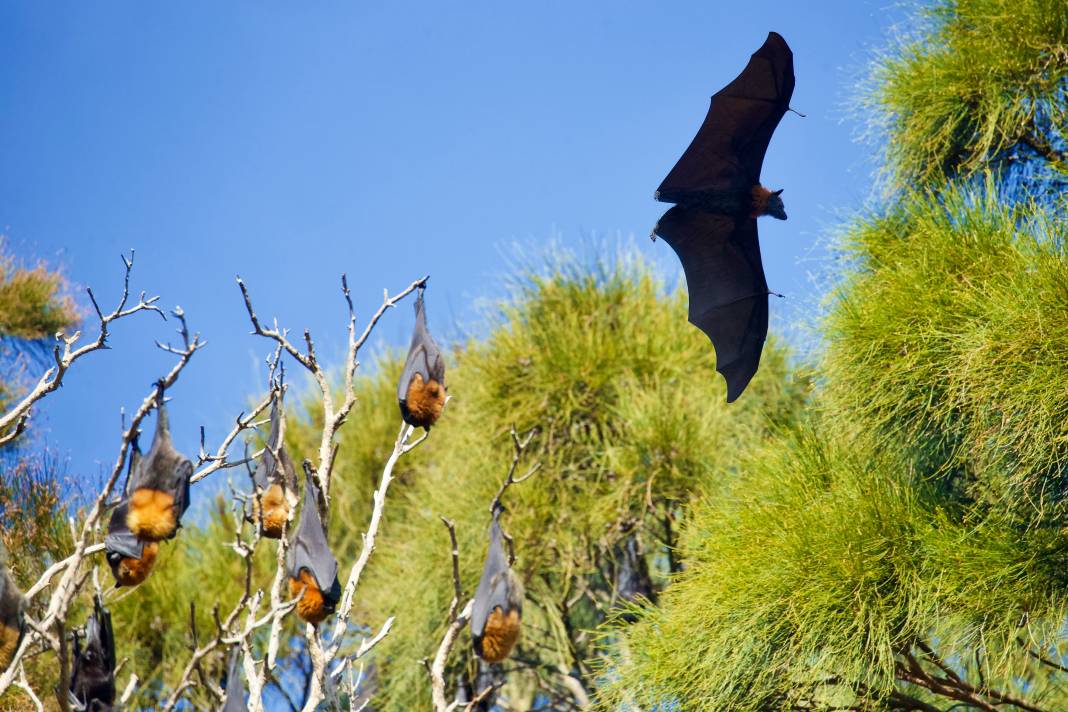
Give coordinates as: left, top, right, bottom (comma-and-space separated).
68, 595, 116, 712
470, 506, 523, 663
126, 383, 194, 541
398, 286, 447, 429
0, 549, 25, 672
247, 390, 298, 539
286, 470, 341, 625
652, 31, 796, 402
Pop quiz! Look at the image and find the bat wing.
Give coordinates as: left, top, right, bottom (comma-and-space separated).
134, 393, 194, 514
286, 475, 341, 603
222, 647, 248, 712
657, 31, 795, 194
69, 597, 115, 709
398, 289, 445, 402
655, 206, 769, 402
470, 514, 517, 639
104, 503, 143, 560
173, 460, 193, 520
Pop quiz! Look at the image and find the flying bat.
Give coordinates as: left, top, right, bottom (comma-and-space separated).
286, 470, 341, 625
68, 595, 116, 712
652, 31, 795, 402
247, 392, 298, 539
470, 507, 523, 663
126, 383, 194, 541
0, 548, 25, 672
105, 436, 159, 587
222, 647, 248, 712
398, 287, 446, 429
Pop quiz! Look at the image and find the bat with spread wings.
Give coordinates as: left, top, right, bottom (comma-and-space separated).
652, 31, 795, 402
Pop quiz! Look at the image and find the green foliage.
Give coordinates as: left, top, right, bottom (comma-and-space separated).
296, 251, 807, 709
865, 0, 1068, 189
599, 423, 1068, 710
604, 2, 1068, 710
0, 239, 78, 341
823, 183, 1068, 518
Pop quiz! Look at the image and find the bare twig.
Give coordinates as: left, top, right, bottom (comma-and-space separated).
490, 425, 540, 565
0, 252, 164, 446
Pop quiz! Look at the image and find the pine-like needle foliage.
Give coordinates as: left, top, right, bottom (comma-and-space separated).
866, 0, 1068, 191
602, 2, 1068, 710
824, 184, 1068, 519
301, 251, 808, 710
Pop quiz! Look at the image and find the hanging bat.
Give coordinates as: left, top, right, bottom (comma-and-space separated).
398, 287, 446, 429
105, 435, 159, 587
247, 393, 298, 539
470, 507, 523, 663
126, 383, 194, 541
286, 470, 341, 625
105, 502, 159, 588
222, 647, 248, 712
0, 548, 25, 672
652, 31, 795, 402
68, 595, 116, 712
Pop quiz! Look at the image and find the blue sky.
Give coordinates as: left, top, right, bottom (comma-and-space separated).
1, 2, 892, 497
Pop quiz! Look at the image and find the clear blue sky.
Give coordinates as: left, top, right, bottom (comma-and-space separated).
0, 2, 892, 497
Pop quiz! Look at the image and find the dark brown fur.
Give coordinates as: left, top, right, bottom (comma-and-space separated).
290, 570, 329, 625
111, 541, 159, 588
405, 373, 446, 428
252, 483, 289, 539
478, 608, 521, 663
127, 488, 177, 542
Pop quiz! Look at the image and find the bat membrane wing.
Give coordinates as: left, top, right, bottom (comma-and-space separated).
655, 206, 769, 402
286, 475, 341, 602
104, 504, 143, 560
657, 31, 795, 194
398, 289, 445, 403
222, 647, 249, 712
471, 514, 519, 639
69, 597, 115, 709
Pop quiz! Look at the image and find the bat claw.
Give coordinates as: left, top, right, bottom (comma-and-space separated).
649, 228, 658, 242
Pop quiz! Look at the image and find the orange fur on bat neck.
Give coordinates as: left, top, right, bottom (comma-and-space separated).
478, 607, 521, 663
127, 488, 178, 542
252, 483, 289, 539
113, 540, 159, 587
290, 570, 329, 624
404, 373, 446, 428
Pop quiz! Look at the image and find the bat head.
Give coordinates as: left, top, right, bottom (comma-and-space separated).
766, 189, 787, 220
285, 469, 342, 617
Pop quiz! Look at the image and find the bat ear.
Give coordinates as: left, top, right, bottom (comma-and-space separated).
772, 189, 783, 196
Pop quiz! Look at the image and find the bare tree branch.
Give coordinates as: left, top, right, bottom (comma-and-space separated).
0, 252, 164, 446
